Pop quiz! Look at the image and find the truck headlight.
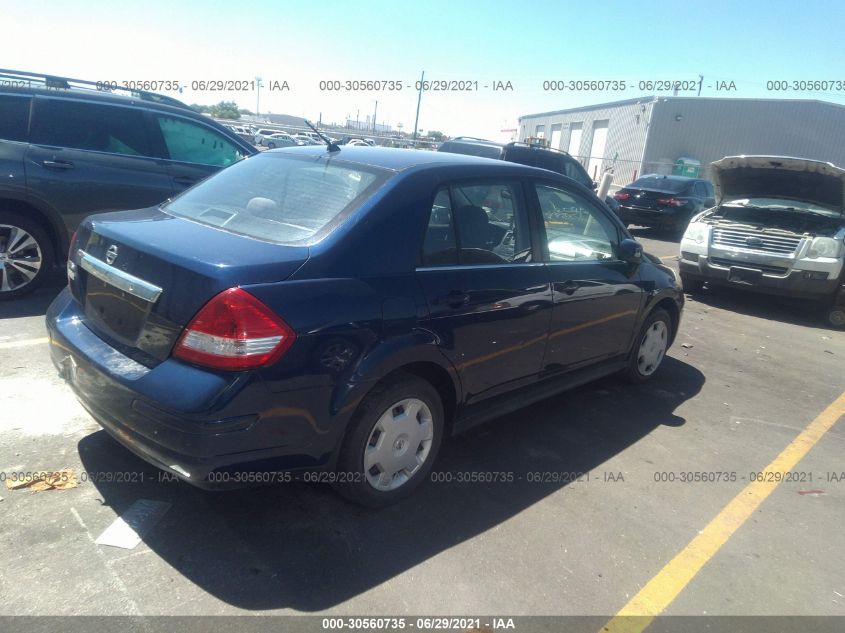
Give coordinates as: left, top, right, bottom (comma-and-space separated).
807, 237, 842, 259
682, 221, 708, 244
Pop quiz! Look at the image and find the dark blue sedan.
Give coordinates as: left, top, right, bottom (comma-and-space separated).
47, 146, 683, 507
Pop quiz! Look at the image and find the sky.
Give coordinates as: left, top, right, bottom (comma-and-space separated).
3, 0, 845, 140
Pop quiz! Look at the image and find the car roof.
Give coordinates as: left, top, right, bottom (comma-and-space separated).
634, 174, 704, 182
269, 145, 563, 175
443, 137, 504, 148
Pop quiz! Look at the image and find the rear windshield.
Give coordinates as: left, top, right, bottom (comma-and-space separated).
440, 141, 502, 160
629, 176, 690, 193
164, 153, 389, 244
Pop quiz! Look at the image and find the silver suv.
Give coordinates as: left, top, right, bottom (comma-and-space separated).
679, 156, 845, 327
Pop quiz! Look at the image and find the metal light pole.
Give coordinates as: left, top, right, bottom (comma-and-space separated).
255, 76, 262, 118
412, 70, 424, 145
373, 100, 378, 134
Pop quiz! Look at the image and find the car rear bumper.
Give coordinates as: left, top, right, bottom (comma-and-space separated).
46, 288, 348, 488
619, 205, 685, 228
679, 256, 843, 301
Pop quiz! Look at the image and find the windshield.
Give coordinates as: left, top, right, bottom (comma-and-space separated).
629, 176, 690, 193
723, 197, 843, 218
164, 154, 389, 244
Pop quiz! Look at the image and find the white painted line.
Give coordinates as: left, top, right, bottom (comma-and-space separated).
95, 499, 172, 550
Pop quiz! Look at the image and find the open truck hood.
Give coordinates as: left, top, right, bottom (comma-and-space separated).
711, 156, 845, 212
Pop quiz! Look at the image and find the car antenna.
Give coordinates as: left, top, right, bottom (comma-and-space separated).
304, 119, 340, 153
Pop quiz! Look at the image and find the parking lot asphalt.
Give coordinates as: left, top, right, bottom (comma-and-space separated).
1, 229, 844, 622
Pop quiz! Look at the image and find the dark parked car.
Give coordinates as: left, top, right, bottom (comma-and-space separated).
0, 70, 256, 299
47, 146, 683, 507
614, 174, 715, 235
438, 137, 620, 213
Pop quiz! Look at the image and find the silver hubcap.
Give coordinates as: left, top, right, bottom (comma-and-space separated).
0, 224, 43, 293
364, 398, 434, 491
637, 320, 668, 376
830, 309, 845, 327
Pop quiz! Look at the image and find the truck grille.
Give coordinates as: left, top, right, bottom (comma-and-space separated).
711, 227, 801, 255
709, 258, 788, 275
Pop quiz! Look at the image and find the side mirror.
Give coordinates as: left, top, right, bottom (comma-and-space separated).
619, 238, 643, 264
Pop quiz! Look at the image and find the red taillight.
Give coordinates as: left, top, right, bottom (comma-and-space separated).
173, 288, 296, 371
613, 191, 630, 200
656, 197, 684, 207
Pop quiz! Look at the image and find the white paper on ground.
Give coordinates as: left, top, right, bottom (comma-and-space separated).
95, 499, 172, 549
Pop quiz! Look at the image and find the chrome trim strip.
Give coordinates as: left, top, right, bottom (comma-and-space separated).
78, 250, 163, 303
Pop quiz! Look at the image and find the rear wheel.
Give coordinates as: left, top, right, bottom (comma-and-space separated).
0, 212, 54, 301
333, 373, 444, 507
621, 309, 672, 384
267, 142, 276, 149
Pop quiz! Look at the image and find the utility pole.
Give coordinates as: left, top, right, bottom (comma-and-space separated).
697, 74, 704, 97
356, 109, 360, 130
373, 100, 378, 134
412, 70, 424, 145
255, 76, 261, 118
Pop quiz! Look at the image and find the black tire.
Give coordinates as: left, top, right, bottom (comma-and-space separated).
824, 305, 845, 330
621, 308, 672, 384
333, 372, 444, 508
0, 212, 54, 301
680, 274, 705, 294
267, 142, 276, 149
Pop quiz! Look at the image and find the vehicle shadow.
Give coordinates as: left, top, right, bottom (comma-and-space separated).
0, 277, 64, 319
686, 285, 835, 331
77, 356, 704, 611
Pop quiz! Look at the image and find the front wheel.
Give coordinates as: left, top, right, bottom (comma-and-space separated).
621, 309, 672, 384
0, 212, 54, 301
825, 305, 845, 329
333, 373, 444, 507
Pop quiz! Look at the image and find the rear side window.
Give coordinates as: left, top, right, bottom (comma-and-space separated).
164, 153, 388, 244
155, 116, 244, 167
0, 95, 30, 142
563, 161, 593, 187
420, 182, 532, 266
31, 98, 153, 157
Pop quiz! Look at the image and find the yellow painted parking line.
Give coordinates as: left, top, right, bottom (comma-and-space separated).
600, 389, 845, 633
0, 337, 49, 350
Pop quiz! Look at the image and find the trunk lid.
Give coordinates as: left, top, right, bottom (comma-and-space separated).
70, 206, 308, 365
711, 156, 845, 211
618, 188, 671, 209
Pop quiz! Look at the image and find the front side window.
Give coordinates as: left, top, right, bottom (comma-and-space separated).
156, 116, 244, 167
164, 153, 388, 244
31, 98, 153, 157
535, 183, 616, 262
0, 95, 30, 142
419, 182, 532, 266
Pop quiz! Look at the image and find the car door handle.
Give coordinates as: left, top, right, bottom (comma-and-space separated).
439, 291, 470, 308
172, 176, 197, 187
42, 159, 74, 170
559, 280, 579, 295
